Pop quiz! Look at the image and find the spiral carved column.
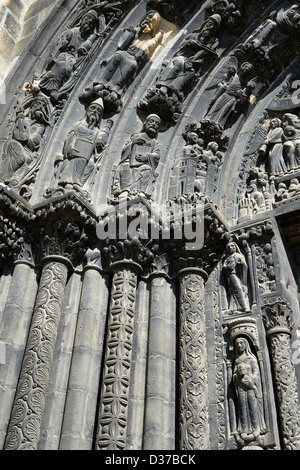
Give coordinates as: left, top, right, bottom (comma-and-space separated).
178, 267, 209, 450
4, 258, 70, 450
95, 260, 141, 450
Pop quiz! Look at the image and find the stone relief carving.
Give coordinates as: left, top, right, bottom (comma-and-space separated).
45, 98, 112, 200
38, 3, 124, 104
112, 114, 161, 197
138, 13, 221, 123
207, 0, 241, 32
204, 57, 255, 130
81, 10, 175, 114
0, 90, 50, 200
168, 120, 227, 203
235, 4, 300, 78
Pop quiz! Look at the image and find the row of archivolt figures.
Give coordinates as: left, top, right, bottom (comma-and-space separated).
238, 110, 300, 223
2, 3, 300, 202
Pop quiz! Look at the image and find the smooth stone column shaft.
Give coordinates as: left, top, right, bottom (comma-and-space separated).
143, 276, 176, 450
59, 268, 110, 449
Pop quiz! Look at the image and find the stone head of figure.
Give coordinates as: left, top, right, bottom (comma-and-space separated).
235, 337, 250, 356
86, 98, 104, 127
140, 10, 161, 36
187, 132, 200, 145
239, 62, 254, 76
29, 96, 49, 125
227, 65, 237, 77
143, 114, 161, 137
80, 9, 98, 35
226, 240, 237, 255
286, 5, 300, 27
207, 141, 219, 153
270, 117, 282, 128
199, 14, 221, 40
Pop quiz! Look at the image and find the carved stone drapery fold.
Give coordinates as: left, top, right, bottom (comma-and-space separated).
178, 267, 209, 450
95, 260, 141, 450
4, 259, 69, 450
263, 303, 300, 450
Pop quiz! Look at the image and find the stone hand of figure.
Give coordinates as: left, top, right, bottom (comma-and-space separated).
241, 375, 255, 389
135, 153, 147, 162
66, 146, 78, 157
132, 137, 146, 146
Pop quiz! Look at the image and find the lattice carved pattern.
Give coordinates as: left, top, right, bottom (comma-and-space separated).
96, 266, 138, 450
179, 273, 209, 450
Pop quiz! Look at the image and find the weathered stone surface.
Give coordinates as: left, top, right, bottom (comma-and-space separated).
0, 0, 300, 452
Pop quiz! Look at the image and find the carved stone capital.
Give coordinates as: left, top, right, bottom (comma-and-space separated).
262, 302, 293, 338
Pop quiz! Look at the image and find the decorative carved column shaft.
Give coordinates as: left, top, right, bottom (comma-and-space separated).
96, 261, 141, 450
264, 304, 300, 450
178, 268, 209, 450
4, 258, 70, 450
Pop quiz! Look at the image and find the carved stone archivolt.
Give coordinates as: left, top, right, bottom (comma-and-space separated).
2, 0, 300, 452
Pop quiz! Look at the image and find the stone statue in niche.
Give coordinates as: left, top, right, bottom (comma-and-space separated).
138, 14, 221, 123
38, 8, 104, 103
112, 114, 161, 197
232, 337, 267, 447
221, 240, 250, 312
52, 98, 112, 195
205, 58, 255, 128
0, 91, 50, 196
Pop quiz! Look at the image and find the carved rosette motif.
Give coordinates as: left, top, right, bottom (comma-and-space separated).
178, 271, 209, 450
4, 261, 68, 450
96, 264, 139, 450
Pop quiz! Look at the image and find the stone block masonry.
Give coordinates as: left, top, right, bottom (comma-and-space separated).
0, 0, 59, 82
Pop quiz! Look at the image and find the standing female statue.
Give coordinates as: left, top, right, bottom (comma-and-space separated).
222, 241, 250, 312
233, 337, 266, 446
